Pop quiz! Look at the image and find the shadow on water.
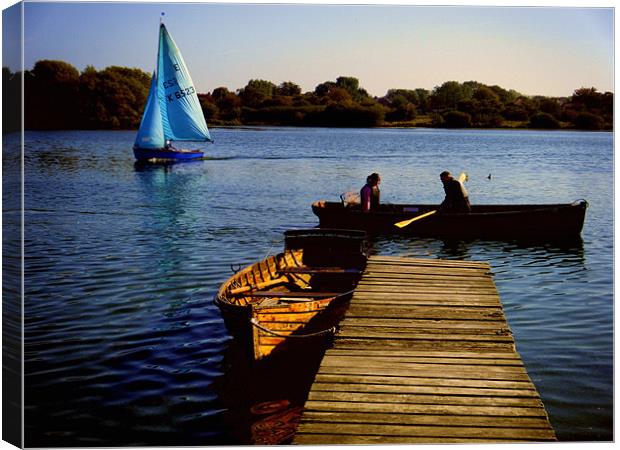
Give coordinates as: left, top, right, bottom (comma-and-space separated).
364, 233, 585, 264
214, 335, 330, 445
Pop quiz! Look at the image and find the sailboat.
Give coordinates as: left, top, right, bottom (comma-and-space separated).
134, 20, 212, 161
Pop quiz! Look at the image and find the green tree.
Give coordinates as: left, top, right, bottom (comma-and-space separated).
430, 81, 471, 110
573, 112, 605, 130
276, 81, 302, 97
336, 76, 370, 102
26, 60, 80, 129
443, 110, 472, 128
238, 79, 276, 107
414, 88, 430, 112
383, 93, 416, 122
198, 94, 219, 121
314, 81, 337, 98
3, 67, 21, 133
211, 86, 242, 121
326, 87, 352, 104
385, 89, 419, 104
501, 104, 529, 121
78, 65, 150, 129
529, 112, 560, 129
539, 98, 561, 117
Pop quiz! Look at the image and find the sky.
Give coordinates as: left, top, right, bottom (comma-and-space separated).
2, 1, 615, 97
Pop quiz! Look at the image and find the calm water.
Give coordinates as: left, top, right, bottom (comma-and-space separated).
6, 127, 613, 445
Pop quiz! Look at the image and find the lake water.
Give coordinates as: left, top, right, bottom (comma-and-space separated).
5, 127, 613, 445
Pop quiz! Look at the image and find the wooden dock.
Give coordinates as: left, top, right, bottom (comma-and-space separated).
293, 255, 556, 444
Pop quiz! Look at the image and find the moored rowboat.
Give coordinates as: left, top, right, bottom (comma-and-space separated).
215, 229, 367, 360
312, 200, 588, 239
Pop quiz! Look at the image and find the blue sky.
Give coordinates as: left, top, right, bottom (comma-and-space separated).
4, 1, 615, 97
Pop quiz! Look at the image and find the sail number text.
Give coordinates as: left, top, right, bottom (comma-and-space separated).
163, 77, 196, 103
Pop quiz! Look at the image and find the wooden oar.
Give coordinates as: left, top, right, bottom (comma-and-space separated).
395, 209, 437, 228
229, 275, 289, 295
394, 172, 468, 229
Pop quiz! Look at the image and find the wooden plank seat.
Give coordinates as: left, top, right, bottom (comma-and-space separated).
251, 290, 346, 298
279, 267, 362, 275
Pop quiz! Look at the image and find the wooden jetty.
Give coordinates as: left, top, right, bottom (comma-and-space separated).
293, 255, 556, 444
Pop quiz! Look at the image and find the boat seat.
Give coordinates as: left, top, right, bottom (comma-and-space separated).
250, 290, 345, 298
279, 267, 362, 275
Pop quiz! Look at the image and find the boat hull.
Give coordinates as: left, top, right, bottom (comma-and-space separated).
311, 200, 588, 240
133, 147, 204, 161
215, 229, 367, 360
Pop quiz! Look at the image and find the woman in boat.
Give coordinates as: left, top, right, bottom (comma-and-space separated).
360, 173, 381, 213
439, 171, 471, 213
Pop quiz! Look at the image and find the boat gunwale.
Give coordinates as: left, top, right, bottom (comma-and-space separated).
312, 200, 587, 218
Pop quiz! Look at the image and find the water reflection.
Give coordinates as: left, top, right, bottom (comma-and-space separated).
366, 234, 585, 266
215, 337, 327, 445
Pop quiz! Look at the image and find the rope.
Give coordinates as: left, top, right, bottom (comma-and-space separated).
250, 318, 336, 338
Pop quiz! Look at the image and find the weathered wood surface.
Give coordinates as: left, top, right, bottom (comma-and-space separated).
293, 256, 556, 444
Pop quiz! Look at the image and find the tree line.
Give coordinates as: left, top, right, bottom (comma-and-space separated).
2, 59, 613, 133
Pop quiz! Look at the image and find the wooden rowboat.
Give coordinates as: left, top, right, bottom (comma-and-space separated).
311, 200, 588, 240
215, 229, 367, 360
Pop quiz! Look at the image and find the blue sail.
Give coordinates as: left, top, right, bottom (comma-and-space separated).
134, 71, 165, 149
157, 24, 211, 143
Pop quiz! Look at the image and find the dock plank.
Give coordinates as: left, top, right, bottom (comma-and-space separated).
293, 255, 556, 444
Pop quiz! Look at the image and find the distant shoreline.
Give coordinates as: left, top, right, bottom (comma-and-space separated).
5, 62, 612, 134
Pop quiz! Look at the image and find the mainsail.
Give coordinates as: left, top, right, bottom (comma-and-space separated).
135, 23, 211, 149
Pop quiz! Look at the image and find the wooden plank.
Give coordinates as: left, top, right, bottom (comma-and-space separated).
366, 256, 490, 268
335, 338, 516, 351
347, 298, 501, 307
364, 265, 492, 275
310, 382, 538, 398
318, 365, 531, 381
333, 318, 508, 330
295, 423, 555, 440
319, 360, 526, 375
353, 291, 501, 298
325, 348, 520, 359
345, 305, 506, 321
320, 353, 524, 367
308, 390, 543, 407
300, 411, 550, 428
293, 434, 536, 444
363, 271, 493, 280
355, 285, 499, 294
336, 329, 514, 342
314, 373, 535, 390
339, 325, 513, 337
358, 278, 496, 287
303, 400, 549, 417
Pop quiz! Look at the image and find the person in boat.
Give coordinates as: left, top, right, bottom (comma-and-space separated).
439, 171, 471, 213
360, 173, 381, 213
164, 140, 177, 151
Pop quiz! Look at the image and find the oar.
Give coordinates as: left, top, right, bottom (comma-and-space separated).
229, 275, 289, 295
395, 209, 437, 228
394, 172, 468, 229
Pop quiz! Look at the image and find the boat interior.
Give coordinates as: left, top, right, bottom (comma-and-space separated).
221, 230, 367, 308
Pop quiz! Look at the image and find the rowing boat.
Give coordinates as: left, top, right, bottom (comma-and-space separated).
215, 229, 367, 360
311, 200, 588, 239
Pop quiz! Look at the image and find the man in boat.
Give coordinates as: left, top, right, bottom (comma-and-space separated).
360, 173, 381, 213
439, 171, 471, 213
